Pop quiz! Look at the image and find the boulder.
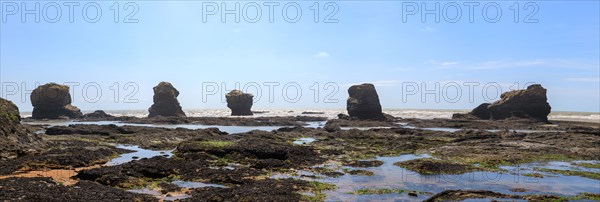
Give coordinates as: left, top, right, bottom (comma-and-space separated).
148, 82, 186, 118
488, 84, 551, 122
0, 98, 40, 160
31, 83, 82, 119
337, 114, 351, 120
226, 90, 253, 116
346, 83, 386, 120
456, 84, 551, 122
81, 110, 114, 119
469, 103, 492, 119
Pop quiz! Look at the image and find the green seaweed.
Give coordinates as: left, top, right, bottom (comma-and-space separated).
346, 188, 432, 195
536, 168, 600, 180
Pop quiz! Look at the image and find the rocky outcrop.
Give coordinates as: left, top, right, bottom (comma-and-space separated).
454, 84, 551, 122
148, 82, 186, 118
346, 83, 386, 120
81, 110, 115, 119
31, 83, 82, 119
1, 98, 39, 160
469, 103, 492, 120
226, 90, 253, 116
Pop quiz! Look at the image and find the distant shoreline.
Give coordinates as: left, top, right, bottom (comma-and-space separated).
18, 108, 599, 123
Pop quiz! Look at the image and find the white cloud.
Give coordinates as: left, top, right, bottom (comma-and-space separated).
422, 26, 436, 32
428, 60, 459, 66
315, 51, 330, 58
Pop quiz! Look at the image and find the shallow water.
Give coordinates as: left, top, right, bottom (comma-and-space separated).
501, 161, 600, 175
304, 121, 327, 128
396, 123, 565, 133
105, 144, 174, 166
486, 129, 566, 133
127, 188, 190, 201
293, 137, 317, 145
25, 119, 567, 134
25, 120, 286, 134
420, 127, 565, 133
172, 180, 228, 188
342, 124, 563, 133
340, 126, 393, 131
315, 154, 600, 201
111, 146, 227, 200
127, 180, 227, 201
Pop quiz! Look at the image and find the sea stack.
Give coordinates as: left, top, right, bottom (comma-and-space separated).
31, 83, 83, 119
148, 82, 186, 117
454, 84, 551, 122
346, 83, 386, 120
1, 98, 40, 160
226, 90, 253, 116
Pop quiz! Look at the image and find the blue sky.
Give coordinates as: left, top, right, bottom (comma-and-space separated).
1, 1, 599, 112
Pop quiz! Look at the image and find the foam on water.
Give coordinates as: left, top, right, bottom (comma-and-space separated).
20, 109, 599, 123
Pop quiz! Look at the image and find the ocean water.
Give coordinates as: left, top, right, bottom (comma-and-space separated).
20, 109, 599, 123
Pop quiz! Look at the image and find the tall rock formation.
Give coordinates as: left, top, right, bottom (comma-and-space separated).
346, 83, 386, 120
148, 82, 186, 117
226, 90, 253, 116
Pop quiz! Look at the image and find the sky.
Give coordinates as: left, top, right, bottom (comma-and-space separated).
1, 1, 599, 112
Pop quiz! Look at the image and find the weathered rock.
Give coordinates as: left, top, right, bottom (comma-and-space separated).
488, 84, 551, 122
337, 113, 351, 120
148, 82, 186, 117
0, 177, 158, 201
0, 98, 40, 160
0, 98, 21, 127
324, 124, 341, 132
346, 83, 386, 120
45, 124, 135, 136
456, 84, 551, 122
31, 83, 82, 119
81, 110, 114, 119
226, 90, 253, 116
469, 103, 492, 119
183, 179, 308, 202
301, 111, 324, 115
